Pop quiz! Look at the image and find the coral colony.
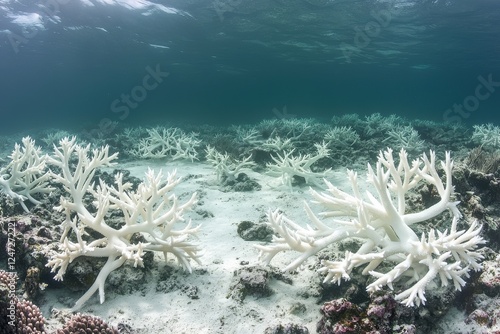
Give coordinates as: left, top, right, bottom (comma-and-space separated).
0, 118, 487, 312
256, 148, 484, 307
45, 137, 201, 310
0, 137, 52, 212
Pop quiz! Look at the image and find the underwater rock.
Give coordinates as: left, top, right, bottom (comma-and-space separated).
195, 208, 214, 218
0, 216, 54, 283
289, 302, 307, 315
0, 194, 24, 217
155, 279, 180, 294
465, 309, 491, 327
107, 265, 147, 296
155, 265, 185, 294
453, 165, 500, 252
316, 298, 372, 334
220, 172, 261, 192
116, 322, 136, 334
263, 323, 310, 334
23, 266, 42, 300
59, 258, 103, 293
227, 266, 273, 302
476, 255, 500, 297
237, 220, 274, 242
180, 284, 199, 299
466, 294, 500, 331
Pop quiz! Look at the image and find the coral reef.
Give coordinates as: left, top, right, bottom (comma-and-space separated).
257, 149, 484, 306
0, 117, 498, 332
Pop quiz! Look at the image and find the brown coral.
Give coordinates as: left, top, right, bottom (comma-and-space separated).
56, 313, 118, 334
0, 298, 46, 334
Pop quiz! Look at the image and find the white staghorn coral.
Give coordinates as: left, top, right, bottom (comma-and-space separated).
46, 137, 201, 310
324, 126, 360, 148
471, 123, 500, 149
260, 136, 294, 152
256, 148, 484, 307
383, 125, 425, 153
0, 137, 52, 211
205, 145, 255, 182
129, 127, 201, 161
266, 142, 331, 190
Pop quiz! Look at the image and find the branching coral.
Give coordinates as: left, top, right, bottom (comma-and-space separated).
260, 136, 294, 152
256, 148, 484, 307
266, 142, 331, 190
324, 126, 360, 148
0, 137, 52, 212
205, 145, 255, 182
383, 125, 425, 153
46, 137, 201, 310
129, 127, 201, 161
471, 123, 500, 150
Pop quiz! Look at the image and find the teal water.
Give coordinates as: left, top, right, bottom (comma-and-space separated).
0, 0, 499, 133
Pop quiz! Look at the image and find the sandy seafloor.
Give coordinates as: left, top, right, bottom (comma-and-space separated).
1, 119, 500, 334
42, 158, 328, 333
38, 159, 500, 333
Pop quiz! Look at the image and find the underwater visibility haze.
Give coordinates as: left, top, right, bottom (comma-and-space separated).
0, 0, 499, 132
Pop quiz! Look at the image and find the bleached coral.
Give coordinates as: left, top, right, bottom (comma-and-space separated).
205, 145, 255, 182
266, 142, 331, 190
260, 136, 294, 152
46, 137, 201, 310
471, 123, 500, 149
364, 113, 404, 136
256, 148, 484, 307
41, 130, 72, 147
383, 125, 425, 153
0, 137, 52, 211
331, 113, 362, 127
129, 127, 201, 161
324, 126, 360, 147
